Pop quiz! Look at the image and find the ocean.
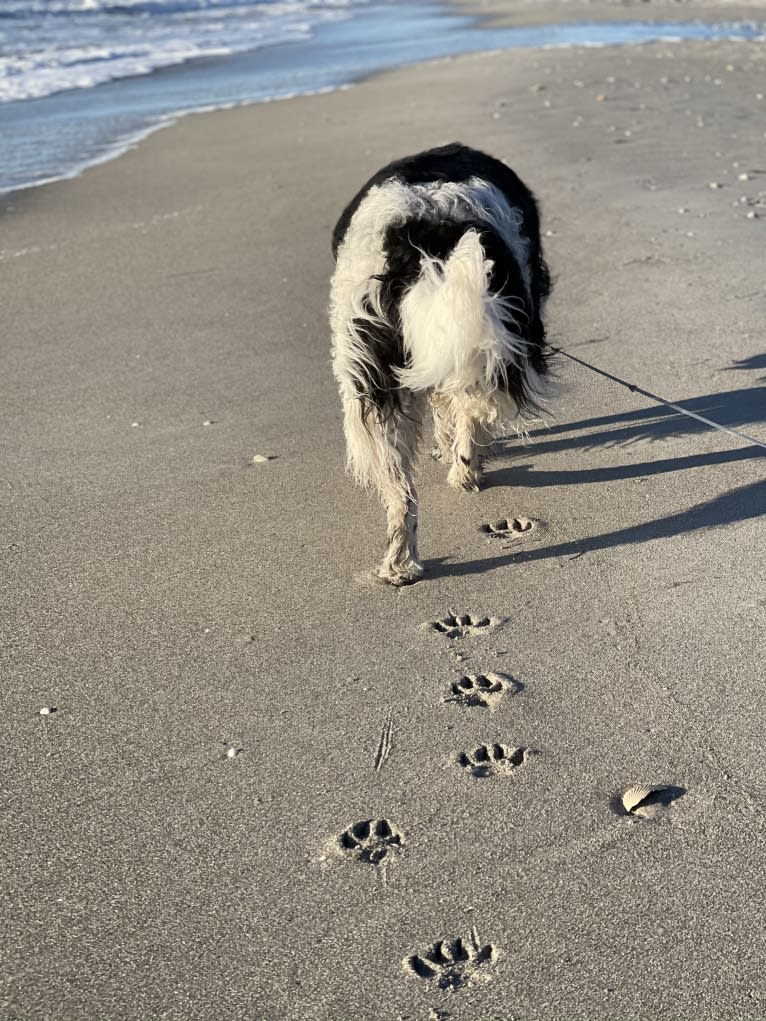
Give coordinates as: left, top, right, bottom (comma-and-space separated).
0, 0, 764, 195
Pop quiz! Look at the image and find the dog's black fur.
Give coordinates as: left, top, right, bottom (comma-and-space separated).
333, 143, 551, 420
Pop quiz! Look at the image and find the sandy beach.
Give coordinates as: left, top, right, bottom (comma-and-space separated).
455, 0, 766, 26
2, 3, 766, 1018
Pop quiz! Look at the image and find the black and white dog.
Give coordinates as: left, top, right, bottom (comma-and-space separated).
329, 143, 551, 585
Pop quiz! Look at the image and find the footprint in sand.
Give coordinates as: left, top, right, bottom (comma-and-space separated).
457, 743, 532, 778
446, 672, 521, 711
427, 612, 503, 639
404, 929, 498, 991
479, 516, 538, 539
338, 818, 403, 864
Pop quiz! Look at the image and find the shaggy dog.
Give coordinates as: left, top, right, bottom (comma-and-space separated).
329, 143, 551, 585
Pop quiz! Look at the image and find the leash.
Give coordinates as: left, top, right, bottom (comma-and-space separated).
547, 344, 766, 453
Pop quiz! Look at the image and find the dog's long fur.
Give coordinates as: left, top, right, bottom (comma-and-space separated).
329, 143, 551, 585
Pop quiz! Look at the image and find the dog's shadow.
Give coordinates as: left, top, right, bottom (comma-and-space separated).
425, 382, 766, 580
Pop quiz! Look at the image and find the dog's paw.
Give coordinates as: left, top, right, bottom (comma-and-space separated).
376, 559, 424, 587
448, 463, 482, 492
431, 445, 453, 464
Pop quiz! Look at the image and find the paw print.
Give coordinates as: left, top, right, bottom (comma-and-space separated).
405, 931, 498, 991
428, 612, 501, 639
479, 516, 536, 539
447, 672, 520, 710
338, 818, 402, 864
458, 743, 530, 778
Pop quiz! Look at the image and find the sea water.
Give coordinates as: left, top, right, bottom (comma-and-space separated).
0, 0, 763, 194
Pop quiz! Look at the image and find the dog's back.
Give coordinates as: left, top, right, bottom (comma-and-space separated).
329, 143, 551, 585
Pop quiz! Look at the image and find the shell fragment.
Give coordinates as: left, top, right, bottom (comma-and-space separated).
622, 783, 667, 814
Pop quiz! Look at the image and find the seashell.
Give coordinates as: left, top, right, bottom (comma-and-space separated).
252, 453, 275, 463
622, 784, 667, 814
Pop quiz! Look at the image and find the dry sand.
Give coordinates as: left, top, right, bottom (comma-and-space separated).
457, 0, 766, 27
2, 8, 766, 1020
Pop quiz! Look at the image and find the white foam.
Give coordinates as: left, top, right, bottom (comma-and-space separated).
0, 0, 362, 102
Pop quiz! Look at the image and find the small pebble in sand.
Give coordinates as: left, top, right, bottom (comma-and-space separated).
595, 94, 606, 102
202, 419, 214, 427
131, 421, 141, 428
226, 746, 242, 759
252, 453, 275, 463
738, 173, 750, 181
746, 211, 759, 220
708, 182, 722, 189
677, 207, 688, 214
39, 706, 57, 715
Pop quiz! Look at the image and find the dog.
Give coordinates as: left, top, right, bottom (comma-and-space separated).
329, 142, 551, 585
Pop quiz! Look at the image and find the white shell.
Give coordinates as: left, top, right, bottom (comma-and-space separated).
39, 706, 56, 716
252, 453, 274, 463
622, 784, 666, 814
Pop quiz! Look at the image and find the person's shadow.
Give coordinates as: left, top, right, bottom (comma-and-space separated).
723, 353, 766, 382
427, 379, 766, 579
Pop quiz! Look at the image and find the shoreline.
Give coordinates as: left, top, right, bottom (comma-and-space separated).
2, 0, 766, 199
